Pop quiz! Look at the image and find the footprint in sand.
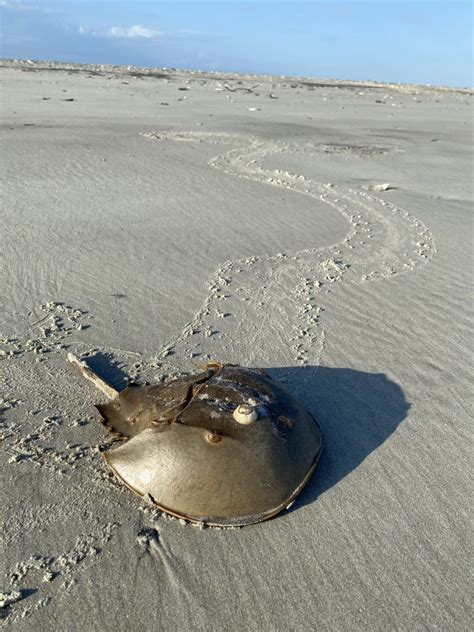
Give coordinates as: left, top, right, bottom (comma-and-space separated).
141, 131, 436, 371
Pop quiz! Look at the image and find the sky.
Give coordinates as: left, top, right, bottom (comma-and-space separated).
0, 1, 472, 87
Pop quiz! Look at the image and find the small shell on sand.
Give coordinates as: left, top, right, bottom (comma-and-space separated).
369, 183, 397, 192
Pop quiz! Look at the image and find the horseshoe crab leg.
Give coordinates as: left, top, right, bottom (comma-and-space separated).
68, 352, 119, 400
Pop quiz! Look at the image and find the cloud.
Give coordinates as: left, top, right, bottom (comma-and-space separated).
77, 24, 201, 41
106, 25, 162, 39
0, 1, 43, 9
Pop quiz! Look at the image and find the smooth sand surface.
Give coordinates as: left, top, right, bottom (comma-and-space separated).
1, 60, 472, 630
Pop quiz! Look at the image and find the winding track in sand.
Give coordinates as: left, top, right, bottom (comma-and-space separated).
143, 131, 435, 370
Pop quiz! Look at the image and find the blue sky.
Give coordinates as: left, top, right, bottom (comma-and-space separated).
0, 1, 472, 87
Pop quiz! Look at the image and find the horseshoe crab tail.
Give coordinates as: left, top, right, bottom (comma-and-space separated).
68, 352, 119, 400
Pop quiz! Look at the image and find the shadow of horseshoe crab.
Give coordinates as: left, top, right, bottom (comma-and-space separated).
266, 364, 411, 512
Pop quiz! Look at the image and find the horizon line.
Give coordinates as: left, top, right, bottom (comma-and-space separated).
1, 57, 472, 93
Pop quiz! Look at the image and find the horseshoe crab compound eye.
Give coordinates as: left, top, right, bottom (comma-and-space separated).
233, 403, 258, 425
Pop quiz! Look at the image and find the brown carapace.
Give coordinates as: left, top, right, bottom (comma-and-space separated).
83, 360, 323, 527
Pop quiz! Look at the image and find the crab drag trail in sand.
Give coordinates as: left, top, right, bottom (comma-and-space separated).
143, 131, 435, 371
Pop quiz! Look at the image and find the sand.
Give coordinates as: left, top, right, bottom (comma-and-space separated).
0, 60, 472, 630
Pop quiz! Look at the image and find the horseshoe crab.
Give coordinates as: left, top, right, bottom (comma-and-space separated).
69, 354, 323, 527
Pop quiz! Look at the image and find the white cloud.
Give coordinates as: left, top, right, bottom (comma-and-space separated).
1, 1, 43, 9
76, 23, 201, 41
106, 25, 162, 40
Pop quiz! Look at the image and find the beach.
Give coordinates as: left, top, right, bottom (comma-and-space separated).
0, 60, 472, 630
